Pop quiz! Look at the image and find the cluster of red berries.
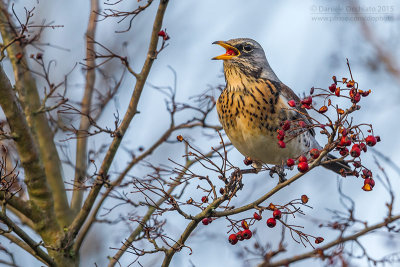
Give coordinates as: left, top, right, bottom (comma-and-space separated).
361, 168, 375, 191
228, 210, 284, 245
283, 76, 380, 191
336, 127, 379, 159
285, 148, 320, 174
158, 30, 170, 41
200, 196, 212, 225
276, 118, 308, 149
228, 197, 319, 246
277, 119, 296, 149
228, 220, 253, 245
335, 127, 380, 190
266, 209, 281, 228
202, 217, 212, 225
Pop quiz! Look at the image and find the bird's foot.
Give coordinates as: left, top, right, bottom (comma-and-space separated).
228, 167, 259, 193
269, 165, 287, 184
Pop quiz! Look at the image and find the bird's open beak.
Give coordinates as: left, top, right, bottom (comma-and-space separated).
212, 41, 240, 60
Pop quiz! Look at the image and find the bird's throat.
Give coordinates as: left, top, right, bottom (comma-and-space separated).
224, 66, 259, 93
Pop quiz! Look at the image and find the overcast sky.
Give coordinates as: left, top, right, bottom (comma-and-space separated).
4, 0, 400, 266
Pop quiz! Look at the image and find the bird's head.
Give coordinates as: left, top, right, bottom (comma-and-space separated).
212, 38, 279, 81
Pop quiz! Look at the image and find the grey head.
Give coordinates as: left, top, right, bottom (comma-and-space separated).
212, 38, 280, 82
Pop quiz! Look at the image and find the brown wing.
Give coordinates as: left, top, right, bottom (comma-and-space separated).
276, 81, 316, 136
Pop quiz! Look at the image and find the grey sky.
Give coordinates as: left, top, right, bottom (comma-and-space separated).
3, 0, 400, 266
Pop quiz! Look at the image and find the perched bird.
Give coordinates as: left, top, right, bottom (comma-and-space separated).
212, 38, 349, 174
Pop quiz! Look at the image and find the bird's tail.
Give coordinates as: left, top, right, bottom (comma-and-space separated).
321, 153, 352, 175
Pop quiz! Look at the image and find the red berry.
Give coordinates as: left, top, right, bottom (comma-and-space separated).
297, 162, 309, 173
301, 96, 312, 105
267, 218, 277, 228
365, 135, 377, 146
236, 231, 244, 241
318, 106, 328, 114
241, 220, 249, 230
353, 161, 362, 168
350, 145, 361, 157
202, 218, 211, 225
352, 92, 361, 103
282, 120, 291, 131
335, 87, 340, 97
243, 157, 253, 166
273, 210, 282, 220
364, 178, 375, 188
362, 169, 372, 178
228, 234, 238, 245
328, 83, 336, 92
339, 147, 349, 157
298, 121, 307, 128
361, 90, 371, 97
310, 148, 320, 159
375, 136, 381, 142
362, 183, 372, 191
315, 237, 324, 244
278, 140, 286, 148
242, 229, 252, 239
360, 143, 367, 153
277, 131, 285, 141
158, 30, 166, 37
298, 155, 308, 163
253, 212, 262, 221
339, 136, 352, 147
301, 194, 309, 204
286, 158, 295, 167
288, 100, 296, 107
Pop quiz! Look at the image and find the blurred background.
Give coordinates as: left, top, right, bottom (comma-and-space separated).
4, 0, 400, 266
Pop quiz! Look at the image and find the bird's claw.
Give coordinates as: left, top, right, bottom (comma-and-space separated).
269, 165, 287, 184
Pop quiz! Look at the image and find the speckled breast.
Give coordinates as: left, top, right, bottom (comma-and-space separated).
216, 79, 312, 165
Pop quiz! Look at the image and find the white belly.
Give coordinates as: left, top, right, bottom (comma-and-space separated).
226, 119, 318, 165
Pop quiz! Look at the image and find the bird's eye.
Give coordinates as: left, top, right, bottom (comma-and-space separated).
243, 44, 253, 53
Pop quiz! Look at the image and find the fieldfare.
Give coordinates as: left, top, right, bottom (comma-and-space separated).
212, 38, 348, 174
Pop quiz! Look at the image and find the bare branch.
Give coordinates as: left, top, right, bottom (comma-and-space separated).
63, 0, 170, 248
71, 0, 99, 216
0, 211, 56, 266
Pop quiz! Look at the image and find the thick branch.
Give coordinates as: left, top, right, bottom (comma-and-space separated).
161, 197, 226, 266
0, 212, 56, 266
0, 192, 36, 223
0, 66, 60, 242
213, 130, 337, 218
6, 206, 35, 230
213, 152, 328, 217
64, 0, 170, 246
263, 214, 400, 267
2, 233, 48, 265
71, 0, 99, 215
74, 121, 175, 251
0, 4, 72, 226
108, 144, 226, 266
